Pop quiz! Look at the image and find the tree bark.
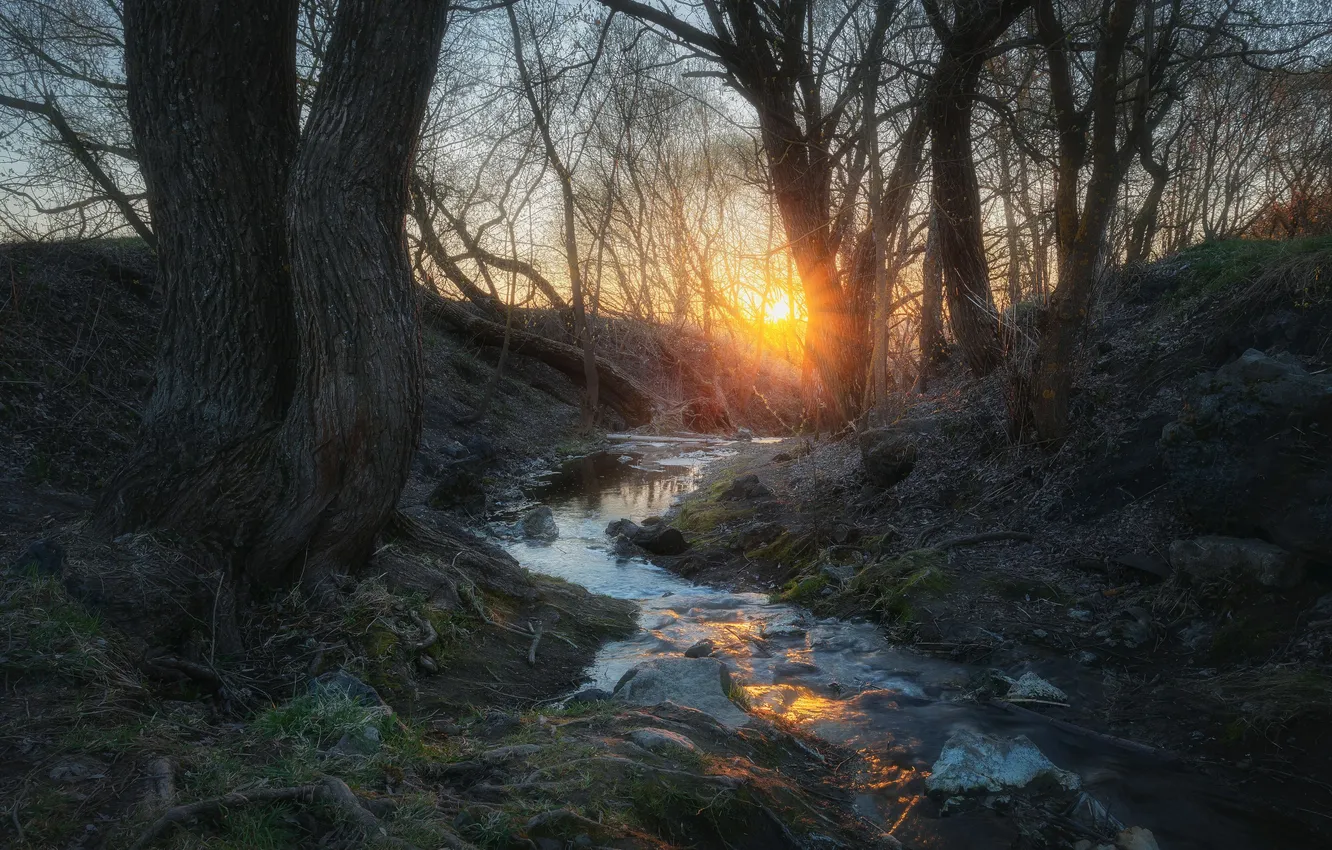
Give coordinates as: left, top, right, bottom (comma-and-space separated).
915, 208, 943, 392
923, 0, 1031, 377
98, 0, 449, 604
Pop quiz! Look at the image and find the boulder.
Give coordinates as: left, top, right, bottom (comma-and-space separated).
1161, 349, 1332, 562
1169, 535, 1305, 588
1116, 826, 1161, 850
613, 657, 749, 727
567, 687, 613, 705
734, 427, 754, 441
632, 524, 689, 555
309, 670, 388, 710
859, 427, 918, 488
329, 724, 382, 757
720, 473, 771, 501
520, 505, 559, 541
925, 729, 1080, 795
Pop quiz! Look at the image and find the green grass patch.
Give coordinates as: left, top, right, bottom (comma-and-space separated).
845, 549, 950, 624
673, 499, 753, 534
747, 530, 817, 568
1170, 235, 1332, 301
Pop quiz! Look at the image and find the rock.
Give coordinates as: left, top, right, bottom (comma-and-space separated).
1170, 535, 1305, 588
567, 687, 613, 704
520, 505, 559, 541
1068, 608, 1094, 622
684, 639, 716, 658
461, 434, 497, 461
632, 524, 689, 556
773, 661, 821, 677
859, 426, 918, 488
734, 427, 754, 441
629, 727, 699, 755
11, 539, 65, 576
49, 758, 104, 783
1161, 349, 1332, 562
606, 518, 641, 537
329, 724, 382, 757
720, 473, 771, 500
1116, 826, 1160, 850
308, 670, 388, 710
1109, 552, 1172, 581
617, 455, 633, 463
416, 654, 438, 673
605, 518, 688, 555
772, 451, 793, 462
924, 729, 1080, 795
429, 460, 486, 513
1004, 672, 1068, 702
612, 657, 749, 727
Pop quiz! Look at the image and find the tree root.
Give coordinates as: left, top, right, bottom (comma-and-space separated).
128, 774, 469, 850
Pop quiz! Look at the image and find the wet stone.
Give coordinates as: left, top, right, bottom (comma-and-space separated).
925, 729, 1080, 795
684, 639, 716, 658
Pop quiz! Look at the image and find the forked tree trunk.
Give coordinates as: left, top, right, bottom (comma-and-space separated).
924, 0, 1030, 376
97, 0, 449, 602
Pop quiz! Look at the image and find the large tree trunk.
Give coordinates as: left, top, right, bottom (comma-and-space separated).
97, 0, 301, 534
926, 21, 1013, 376
97, 0, 449, 604
915, 209, 943, 392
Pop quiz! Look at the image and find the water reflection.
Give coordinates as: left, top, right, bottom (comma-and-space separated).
503, 438, 1324, 849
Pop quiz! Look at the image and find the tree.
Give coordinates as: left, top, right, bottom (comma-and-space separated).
922, 0, 1031, 376
95, 0, 450, 624
595, 0, 900, 423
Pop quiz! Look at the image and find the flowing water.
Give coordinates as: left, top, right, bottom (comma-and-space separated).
504, 436, 1313, 849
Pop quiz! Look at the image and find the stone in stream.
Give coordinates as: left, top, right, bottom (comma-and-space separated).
605, 517, 689, 555
612, 657, 749, 728
520, 505, 559, 541
998, 671, 1068, 703
683, 638, 716, 658
925, 728, 1080, 795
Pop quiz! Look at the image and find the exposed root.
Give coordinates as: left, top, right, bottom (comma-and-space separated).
128, 774, 453, 850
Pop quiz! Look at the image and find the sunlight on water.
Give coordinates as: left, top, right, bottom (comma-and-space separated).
501, 437, 1301, 849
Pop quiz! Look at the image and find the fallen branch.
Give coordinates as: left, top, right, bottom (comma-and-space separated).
527, 620, 543, 666
935, 531, 1034, 550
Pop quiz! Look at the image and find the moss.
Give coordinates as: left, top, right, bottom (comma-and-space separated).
845, 549, 950, 624
774, 574, 828, 604
673, 499, 753, 534
747, 530, 817, 569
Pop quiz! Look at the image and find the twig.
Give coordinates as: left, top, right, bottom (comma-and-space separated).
527, 620, 543, 666
1002, 697, 1070, 707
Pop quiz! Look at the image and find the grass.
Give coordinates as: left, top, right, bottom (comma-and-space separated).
1171, 235, 1332, 301
844, 548, 950, 624
747, 530, 818, 569
773, 574, 828, 604
1190, 665, 1332, 736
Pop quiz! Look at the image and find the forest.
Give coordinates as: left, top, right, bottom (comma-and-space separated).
1, 1, 1331, 849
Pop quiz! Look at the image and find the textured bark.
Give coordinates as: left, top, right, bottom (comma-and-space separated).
97, 0, 301, 534
924, 0, 1031, 376
915, 209, 943, 392
422, 292, 654, 428
98, 0, 449, 601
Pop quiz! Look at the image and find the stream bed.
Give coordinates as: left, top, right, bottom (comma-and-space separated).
503, 436, 1307, 849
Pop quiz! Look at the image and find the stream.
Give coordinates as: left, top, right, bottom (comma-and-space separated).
503, 436, 1306, 850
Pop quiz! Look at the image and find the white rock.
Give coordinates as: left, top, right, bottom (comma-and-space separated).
613, 657, 749, 728
1116, 826, 1161, 850
925, 728, 1081, 795
1007, 671, 1068, 702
